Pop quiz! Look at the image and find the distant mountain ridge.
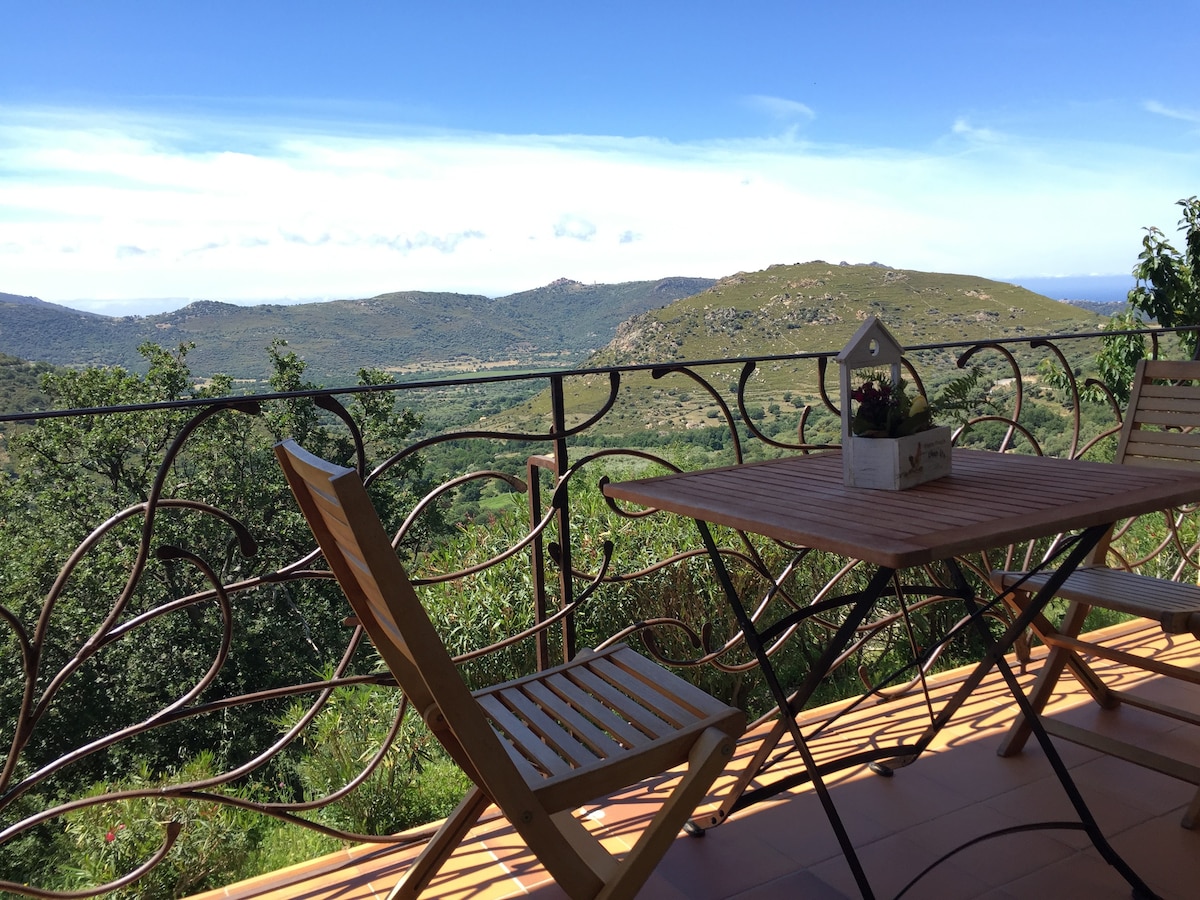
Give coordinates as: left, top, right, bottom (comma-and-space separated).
0, 291, 105, 315
0, 277, 715, 381
0, 292, 42, 306
2, 265, 1118, 389
1065, 299, 1128, 317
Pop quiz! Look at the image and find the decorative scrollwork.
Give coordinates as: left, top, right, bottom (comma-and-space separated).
3, 327, 1193, 896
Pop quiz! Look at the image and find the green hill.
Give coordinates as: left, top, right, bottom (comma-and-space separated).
0, 352, 54, 413
0, 277, 715, 383
0, 352, 56, 468
0, 263, 1116, 465
1, 263, 1111, 443
600, 262, 1098, 359
503, 261, 1108, 437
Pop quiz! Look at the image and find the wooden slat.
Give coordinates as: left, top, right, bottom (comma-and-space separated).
305, 484, 355, 532
1002, 568, 1200, 634
603, 449, 1200, 570
1133, 384, 1200, 405
1123, 434, 1200, 465
494, 685, 601, 769
1139, 359, 1200, 382
588, 656, 698, 728
540, 671, 651, 749
607, 646, 734, 717
1042, 719, 1200, 785
493, 727, 550, 782
476, 694, 573, 777
568, 665, 674, 740
1044, 631, 1200, 684
302, 493, 420, 663
1123, 428, 1200, 449
1106, 688, 1200, 726
521, 679, 628, 760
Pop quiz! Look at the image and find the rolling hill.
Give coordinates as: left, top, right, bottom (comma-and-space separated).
0, 277, 715, 383
594, 261, 1102, 363
501, 261, 1110, 437
1, 262, 1119, 452
1, 263, 1111, 434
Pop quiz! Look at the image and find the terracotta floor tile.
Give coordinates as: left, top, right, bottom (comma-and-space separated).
1000, 849, 1155, 900
727, 868, 851, 899
807, 831, 991, 900
648, 817, 802, 899
184, 621, 1199, 900
1089, 811, 1200, 900
825, 764, 977, 833
1072, 751, 1197, 820
896, 800, 1077, 889
731, 790, 890, 870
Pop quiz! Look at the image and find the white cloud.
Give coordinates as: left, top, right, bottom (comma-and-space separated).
1145, 100, 1200, 125
951, 118, 1004, 143
1, 105, 1198, 306
746, 95, 816, 124
553, 215, 597, 241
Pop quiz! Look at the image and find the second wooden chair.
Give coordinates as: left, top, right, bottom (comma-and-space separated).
991, 358, 1200, 828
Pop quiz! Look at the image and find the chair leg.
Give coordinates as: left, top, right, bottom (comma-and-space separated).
999, 639, 1073, 756
594, 727, 736, 900
999, 598, 1111, 757
388, 787, 490, 900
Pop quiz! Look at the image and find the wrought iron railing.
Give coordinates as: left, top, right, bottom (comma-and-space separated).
1, 326, 1197, 897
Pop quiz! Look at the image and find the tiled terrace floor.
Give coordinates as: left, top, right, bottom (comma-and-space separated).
191, 620, 1200, 900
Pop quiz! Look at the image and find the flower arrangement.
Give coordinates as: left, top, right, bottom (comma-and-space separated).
850, 367, 989, 439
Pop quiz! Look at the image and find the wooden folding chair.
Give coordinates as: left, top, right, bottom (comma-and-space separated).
991, 358, 1200, 828
275, 440, 746, 899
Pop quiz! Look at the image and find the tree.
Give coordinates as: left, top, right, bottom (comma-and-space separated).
0, 342, 427, 826
1096, 197, 1200, 402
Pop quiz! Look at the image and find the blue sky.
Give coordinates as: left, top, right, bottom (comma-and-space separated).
2, 1, 1198, 314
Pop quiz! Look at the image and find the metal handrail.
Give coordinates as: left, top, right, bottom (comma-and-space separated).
2, 325, 1197, 898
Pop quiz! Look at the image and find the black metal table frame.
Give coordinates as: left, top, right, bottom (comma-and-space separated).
690, 517, 1158, 900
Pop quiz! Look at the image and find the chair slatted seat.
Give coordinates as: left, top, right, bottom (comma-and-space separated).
276, 440, 746, 899
991, 358, 1200, 828
999, 567, 1200, 636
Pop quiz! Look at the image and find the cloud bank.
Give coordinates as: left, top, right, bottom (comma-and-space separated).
1, 104, 1197, 311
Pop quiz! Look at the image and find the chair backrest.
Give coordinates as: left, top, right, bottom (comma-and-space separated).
1116, 358, 1200, 469
274, 439, 512, 789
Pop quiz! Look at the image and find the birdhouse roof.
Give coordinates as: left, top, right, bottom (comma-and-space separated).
835, 316, 905, 368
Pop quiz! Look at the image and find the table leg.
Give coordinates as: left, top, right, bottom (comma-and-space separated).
692, 518, 890, 900
891, 527, 1158, 899
693, 517, 1158, 899
868, 527, 1109, 771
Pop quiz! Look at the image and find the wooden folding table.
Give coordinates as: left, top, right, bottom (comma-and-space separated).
604, 449, 1200, 900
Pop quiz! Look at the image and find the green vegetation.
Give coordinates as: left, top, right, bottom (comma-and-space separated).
493, 262, 1104, 442
0, 342, 453, 898
0, 353, 53, 415
1095, 196, 1200, 402
0, 353, 55, 469
0, 277, 714, 384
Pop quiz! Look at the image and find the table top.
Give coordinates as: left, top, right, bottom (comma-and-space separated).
601, 449, 1200, 570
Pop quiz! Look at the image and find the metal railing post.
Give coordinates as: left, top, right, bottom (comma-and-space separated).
549, 373, 576, 663
527, 451, 555, 670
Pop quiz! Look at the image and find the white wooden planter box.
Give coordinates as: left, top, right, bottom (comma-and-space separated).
844, 426, 952, 490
